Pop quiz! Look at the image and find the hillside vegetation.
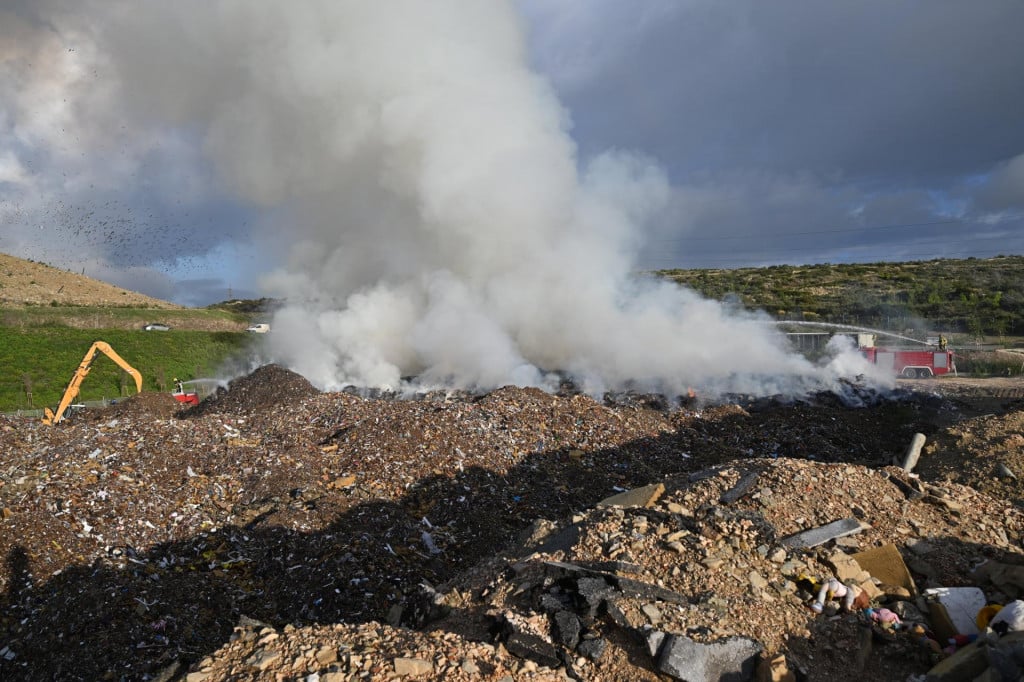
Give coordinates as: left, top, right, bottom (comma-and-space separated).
0, 252, 181, 309
3, 252, 1023, 412
0, 328, 258, 412
660, 255, 1024, 339
0, 252, 260, 412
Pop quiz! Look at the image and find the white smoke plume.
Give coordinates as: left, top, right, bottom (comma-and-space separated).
17, 0, 887, 397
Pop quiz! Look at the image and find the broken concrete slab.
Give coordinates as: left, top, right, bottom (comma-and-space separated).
779, 518, 864, 549
720, 470, 760, 505
577, 637, 607, 661
646, 629, 667, 657
853, 543, 918, 598
826, 550, 864, 583
576, 576, 615, 615
923, 494, 963, 513
973, 561, 1024, 600
532, 522, 581, 556
539, 592, 571, 614
572, 560, 643, 575
505, 631, 561, 669
688, 468, 722, 483
605, 599, 631, 629
615, 575, 691, 606
886, 474, 926, 501
552, 610, 581, 649
597, 482, 666, 509
541, 560, 690, 605
656, 634, 762, 682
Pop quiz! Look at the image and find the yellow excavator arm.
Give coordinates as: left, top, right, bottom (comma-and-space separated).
42, 341, 143, 425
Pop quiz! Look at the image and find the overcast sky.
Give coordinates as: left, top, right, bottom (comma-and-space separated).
1, 0, 1022, 306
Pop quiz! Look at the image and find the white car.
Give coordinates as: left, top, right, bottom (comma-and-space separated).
246, 323, 271, 333
143, 323, 171, 331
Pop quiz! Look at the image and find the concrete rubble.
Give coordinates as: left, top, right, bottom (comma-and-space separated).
1, 365, 1023, 680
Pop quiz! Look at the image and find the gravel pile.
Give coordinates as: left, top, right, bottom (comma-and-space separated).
1, 369, 1022, 680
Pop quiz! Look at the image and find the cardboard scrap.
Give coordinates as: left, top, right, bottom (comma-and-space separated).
597, 482, 666, 509
852, 543, 917, 597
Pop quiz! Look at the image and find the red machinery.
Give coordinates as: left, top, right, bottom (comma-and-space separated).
860, 346, 956, 378
171, 391, 200, 405
171, 378, 201, 405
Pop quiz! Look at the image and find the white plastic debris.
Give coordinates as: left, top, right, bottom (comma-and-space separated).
421, 531, 441, 555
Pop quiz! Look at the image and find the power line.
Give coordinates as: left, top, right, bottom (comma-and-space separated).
645, 246, 1024, 269
647, 218, 966, 243
640, 232, 1024, 267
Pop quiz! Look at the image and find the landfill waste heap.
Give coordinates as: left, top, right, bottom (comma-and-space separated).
1, 364, 1024, 681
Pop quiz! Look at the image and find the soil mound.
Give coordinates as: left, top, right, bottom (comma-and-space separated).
187, 364, 319, 416
83, 391, 185, 420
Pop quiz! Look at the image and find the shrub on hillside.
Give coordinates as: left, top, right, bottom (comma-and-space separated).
954, 351, 1024, 377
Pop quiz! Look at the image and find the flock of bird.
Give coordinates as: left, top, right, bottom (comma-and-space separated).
0, 195, 252, 280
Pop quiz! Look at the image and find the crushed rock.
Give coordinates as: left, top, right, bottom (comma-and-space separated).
0, 370, 1022, 680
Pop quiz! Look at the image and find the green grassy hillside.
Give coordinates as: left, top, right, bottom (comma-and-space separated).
0, 327, 258, 412
4, 256, 1022, 413
0, 305, 248, 331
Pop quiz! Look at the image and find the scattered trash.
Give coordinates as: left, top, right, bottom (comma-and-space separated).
809, 578, 867, 613
900, 432, 927, 472
864, 607, 902, 629
779, 517, 865, 549
989, 599, 1024, 635
420, 531, 441, 555
923, 586, 987, 640
995, 463, 1017, 480
2, 372, 1023, 681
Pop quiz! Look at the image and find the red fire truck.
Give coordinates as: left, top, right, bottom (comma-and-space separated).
171, 378, 201, 405
860, 346, 956, 378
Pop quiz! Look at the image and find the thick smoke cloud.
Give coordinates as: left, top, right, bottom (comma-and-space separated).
5, 1, 1023, 301
9, 0, 886, 396
0, 0, 254, 301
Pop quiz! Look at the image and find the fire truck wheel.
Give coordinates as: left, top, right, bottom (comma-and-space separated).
917, 368, 932, 379
902, 367, 917, 378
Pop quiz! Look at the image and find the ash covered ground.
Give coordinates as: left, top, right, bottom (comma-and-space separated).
2, 367, 1023, 681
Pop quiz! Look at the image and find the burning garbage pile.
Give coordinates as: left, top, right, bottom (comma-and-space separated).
1, 365, 1022, 680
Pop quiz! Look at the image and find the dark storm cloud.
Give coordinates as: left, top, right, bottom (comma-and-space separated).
524, 0, 1024, 182
3, 0, 1022, 310
973, 153, 1024, 214
520, 0, 1024, 267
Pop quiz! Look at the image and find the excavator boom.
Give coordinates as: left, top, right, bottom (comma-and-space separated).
42, 341, 143, 425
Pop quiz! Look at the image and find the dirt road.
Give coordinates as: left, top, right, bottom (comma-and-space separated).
901, 374, 1024, 398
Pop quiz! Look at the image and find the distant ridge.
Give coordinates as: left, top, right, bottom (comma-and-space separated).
0, 252, 181, 309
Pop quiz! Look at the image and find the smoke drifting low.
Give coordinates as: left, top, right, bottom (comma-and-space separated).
79, 1, 885, 396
